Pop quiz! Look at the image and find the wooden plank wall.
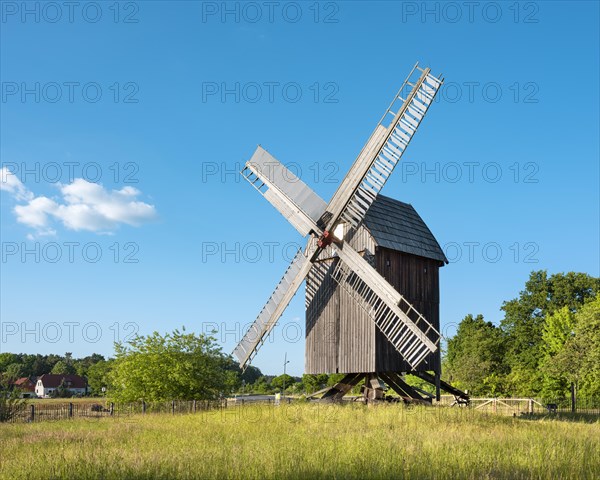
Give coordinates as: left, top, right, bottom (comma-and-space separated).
305, 227, 442, 375
305, 259, 339, 373
305, 225, 377, 374
374, 248, 441, 373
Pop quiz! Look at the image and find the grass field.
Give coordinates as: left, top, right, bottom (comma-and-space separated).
1, 403, 598, 479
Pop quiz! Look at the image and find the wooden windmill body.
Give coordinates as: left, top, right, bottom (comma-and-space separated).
306, 195, 446, 375
232, 63, 469, 404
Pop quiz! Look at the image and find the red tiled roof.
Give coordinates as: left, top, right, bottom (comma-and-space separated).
38, 374, 87, 389
14, 377, 35, 391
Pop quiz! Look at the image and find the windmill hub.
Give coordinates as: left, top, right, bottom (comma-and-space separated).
317, 230, 334, 248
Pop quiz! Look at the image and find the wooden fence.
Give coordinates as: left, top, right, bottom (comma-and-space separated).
2, 396, 599, 423
3, 399, 223, 423
436, 395, 600, 416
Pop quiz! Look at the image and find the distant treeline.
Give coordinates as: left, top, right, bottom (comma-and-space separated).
0, 352, 107, 394
0, 345, 360, 400
444, 270, 599, 399
2, 270, 598, 401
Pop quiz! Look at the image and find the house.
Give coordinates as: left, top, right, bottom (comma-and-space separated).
35, 374, 87, 398
13, 377, 37, 398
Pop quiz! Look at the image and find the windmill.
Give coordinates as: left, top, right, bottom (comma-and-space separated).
233, 63, 469, 404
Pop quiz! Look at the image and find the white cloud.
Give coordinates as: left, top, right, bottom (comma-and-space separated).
54, 179, 157, 231
0, 167, 33, 201
14, 196, 58, 228
1, 172, 157, 236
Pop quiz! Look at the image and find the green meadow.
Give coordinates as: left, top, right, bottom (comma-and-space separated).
1, 403, 598, 479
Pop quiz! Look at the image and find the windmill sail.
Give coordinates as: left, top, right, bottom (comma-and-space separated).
323, 65, 443, 230
242, 147, 327, 237
334, 243, 439, 368
233, 245, 316, 369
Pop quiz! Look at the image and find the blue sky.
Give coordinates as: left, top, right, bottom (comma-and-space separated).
1, 1, 598, 376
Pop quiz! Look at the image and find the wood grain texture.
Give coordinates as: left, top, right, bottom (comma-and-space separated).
305, 223, 443, 375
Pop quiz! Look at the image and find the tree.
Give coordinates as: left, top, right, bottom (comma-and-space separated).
300, 374, 330, 394
0, 353, 19, 374
109, 328, 234, 402
241, 365, 262, 385
86, 360, 113, 396
252, 376, 273, 394
0, 353, 109, 379
30, 355, 51, 377
554, 296, 600, 398
0, 374, 23, 422
75, 353, 106, 378
326, 373, 346, 387
45, 354, 64, 373
539, 307, 576, 398
574, 296, 600, 397
500, 271, 599, 396
542, 307, 576, 356
301, 374, 319, 394
220, 356, 245, 393
51, 360, 75, 375
445, 314, 507, 396
271, 374, 295, 392
4, 363, 24, 381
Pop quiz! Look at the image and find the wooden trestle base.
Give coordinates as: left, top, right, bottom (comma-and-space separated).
310, 372, 470, 405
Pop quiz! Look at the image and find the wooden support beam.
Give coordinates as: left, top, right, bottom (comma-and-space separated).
306, 385, 335, 400
315, 371, 458, 405
411, 384, 435, 400
320, 373, 364, 402
380, 372, 430, 404
411, 371, 469, 402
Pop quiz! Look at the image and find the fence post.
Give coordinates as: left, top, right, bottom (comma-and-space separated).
172, 400, 175, 415
110, 402, 114, 416
571, 383, 576, 413
193, 399, 197, 413
142, 401, 146, 415
69, 403, 73, 418
30, 404, 35, 422
528, 399, 533, 415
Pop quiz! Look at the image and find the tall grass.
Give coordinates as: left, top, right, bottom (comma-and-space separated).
0, 403, 598, 479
